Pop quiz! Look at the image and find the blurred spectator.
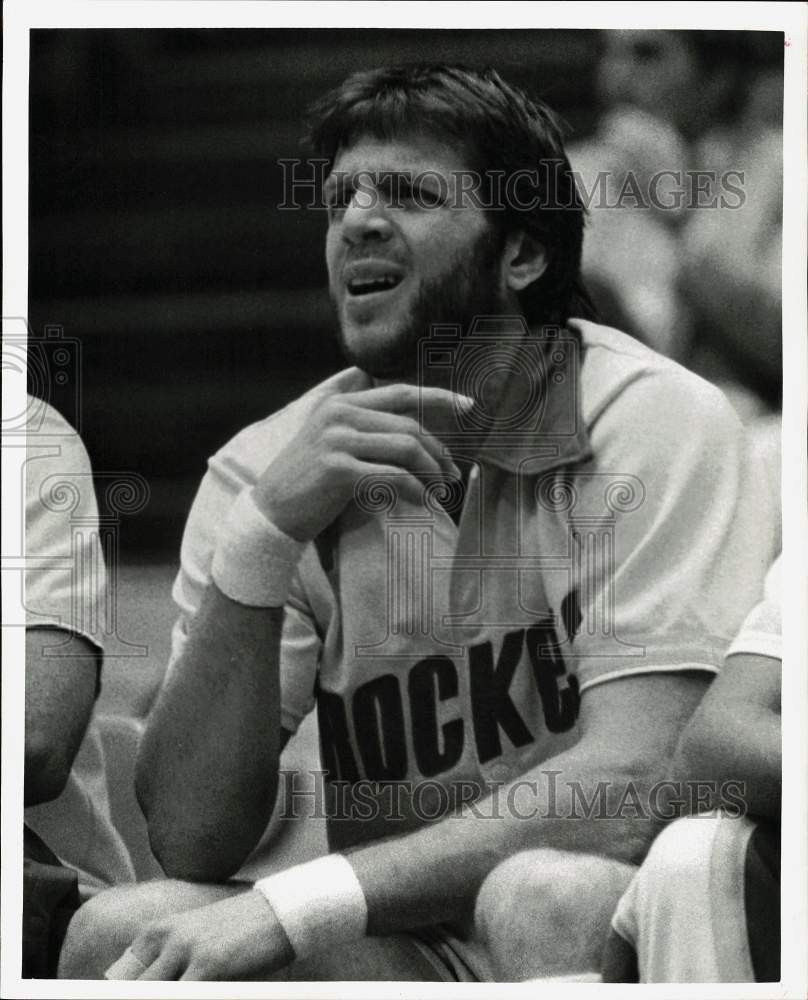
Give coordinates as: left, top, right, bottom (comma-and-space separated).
682, 80, 782, 417
570, 30, 782, 417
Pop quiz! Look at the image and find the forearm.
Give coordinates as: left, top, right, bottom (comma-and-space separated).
139, 677, 703, 980
346, 673, 710, 936
349, 750, 656, 934
136, 584, 284, 881
258, 674, 707, 941
671, 704, 781, 819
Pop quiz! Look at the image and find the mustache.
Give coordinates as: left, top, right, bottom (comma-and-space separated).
342, 250, 407, 266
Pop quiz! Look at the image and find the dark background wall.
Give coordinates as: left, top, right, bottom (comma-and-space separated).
28, 28, 604, 557
28, 28, 781, 559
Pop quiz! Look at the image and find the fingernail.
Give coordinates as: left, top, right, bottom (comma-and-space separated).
458, 395, 475, 409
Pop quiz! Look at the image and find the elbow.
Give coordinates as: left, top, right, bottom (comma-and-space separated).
24, 741, 73, 806
144, 820, 251, 884
132, 766, 212, 881
149, 838, 240, 884
667, 733, 695, 785
136, 765, 278, 884
134, 751, 155, 822
666, 725, 724, 815
668, 717, 715, 784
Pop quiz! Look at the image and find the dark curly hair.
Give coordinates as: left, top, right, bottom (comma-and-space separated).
305, 64, 595, 327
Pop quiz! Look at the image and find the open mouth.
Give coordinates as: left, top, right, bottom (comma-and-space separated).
347, 274, 404, 297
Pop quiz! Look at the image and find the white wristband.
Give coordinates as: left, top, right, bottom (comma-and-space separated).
211, 489, 304, 607
253, 854, 368, 959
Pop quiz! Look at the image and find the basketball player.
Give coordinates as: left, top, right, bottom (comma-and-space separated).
59, 65, 775, 982
602, 555, 782, 983
23, 397, 134, 975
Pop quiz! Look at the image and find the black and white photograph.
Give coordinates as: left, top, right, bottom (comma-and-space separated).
2, 3, 806, 995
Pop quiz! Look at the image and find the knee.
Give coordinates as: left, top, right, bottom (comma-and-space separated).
58, 880, 177, 980
475, 849, 635, 980
476, 848, 633, 939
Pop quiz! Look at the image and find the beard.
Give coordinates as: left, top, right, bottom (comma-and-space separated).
332, 227, 507, 380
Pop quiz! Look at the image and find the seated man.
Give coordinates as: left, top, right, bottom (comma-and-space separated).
23, 396, 134, 976
602, 555, 782, 982
59, 65, 775, 982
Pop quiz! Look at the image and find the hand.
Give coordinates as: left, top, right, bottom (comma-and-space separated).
253, 373, 473, 542
108, 890, 294, 981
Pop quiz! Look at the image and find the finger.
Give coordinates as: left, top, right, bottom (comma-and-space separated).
350, 433, 449, 480
180, 962, 215, 982
336, 408, 458, 476
104, 946, 148, 981
138, 950, 187, 982
316, 367, 374, 397
345, 383, 474, 418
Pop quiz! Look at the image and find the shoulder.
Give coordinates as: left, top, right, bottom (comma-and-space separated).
28, 396, 79, 436
570, 319, 742, 450
208, 367, 368, 488
26, 396, 92, 473
25, 398, 96, 522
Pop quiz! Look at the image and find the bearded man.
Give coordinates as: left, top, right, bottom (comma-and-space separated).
59, 64, 775, 982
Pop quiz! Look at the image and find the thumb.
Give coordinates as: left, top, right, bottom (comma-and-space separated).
104, 945, 148, 980
317, 367, 373, 397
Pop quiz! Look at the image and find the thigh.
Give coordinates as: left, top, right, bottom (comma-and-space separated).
284, 934, 450, 982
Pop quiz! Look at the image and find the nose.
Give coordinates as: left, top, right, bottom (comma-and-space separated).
341, 183, 393, 245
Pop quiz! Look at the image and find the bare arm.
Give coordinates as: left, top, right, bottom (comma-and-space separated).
123, 671, 710, 980
134, 381, 465, 882
669, 653, 781, 819
25, 628, 98, 806
135, 588, 288, 881
350, 671, 709, 933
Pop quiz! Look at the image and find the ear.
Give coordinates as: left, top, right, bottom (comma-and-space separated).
501, 230, 548, 292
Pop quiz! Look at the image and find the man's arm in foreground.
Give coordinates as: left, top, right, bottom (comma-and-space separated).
121, 669, 709, 980
135, 381, 466, 882
668, 652, 781, 819
135, 588, 289, 882
353, 671, 707, 933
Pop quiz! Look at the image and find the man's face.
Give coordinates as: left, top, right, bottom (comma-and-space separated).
324, 133, 508, 379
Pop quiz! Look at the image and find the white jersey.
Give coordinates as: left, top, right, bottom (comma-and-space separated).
172, 319, 776, 851
726, 555, 781, 662
24, 399, 135, 891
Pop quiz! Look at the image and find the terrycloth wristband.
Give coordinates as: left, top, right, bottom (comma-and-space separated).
253, 854, 368, 958
211, 489, 304, 607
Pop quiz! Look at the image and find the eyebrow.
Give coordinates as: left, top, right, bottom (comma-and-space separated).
322, 170, 445, 201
